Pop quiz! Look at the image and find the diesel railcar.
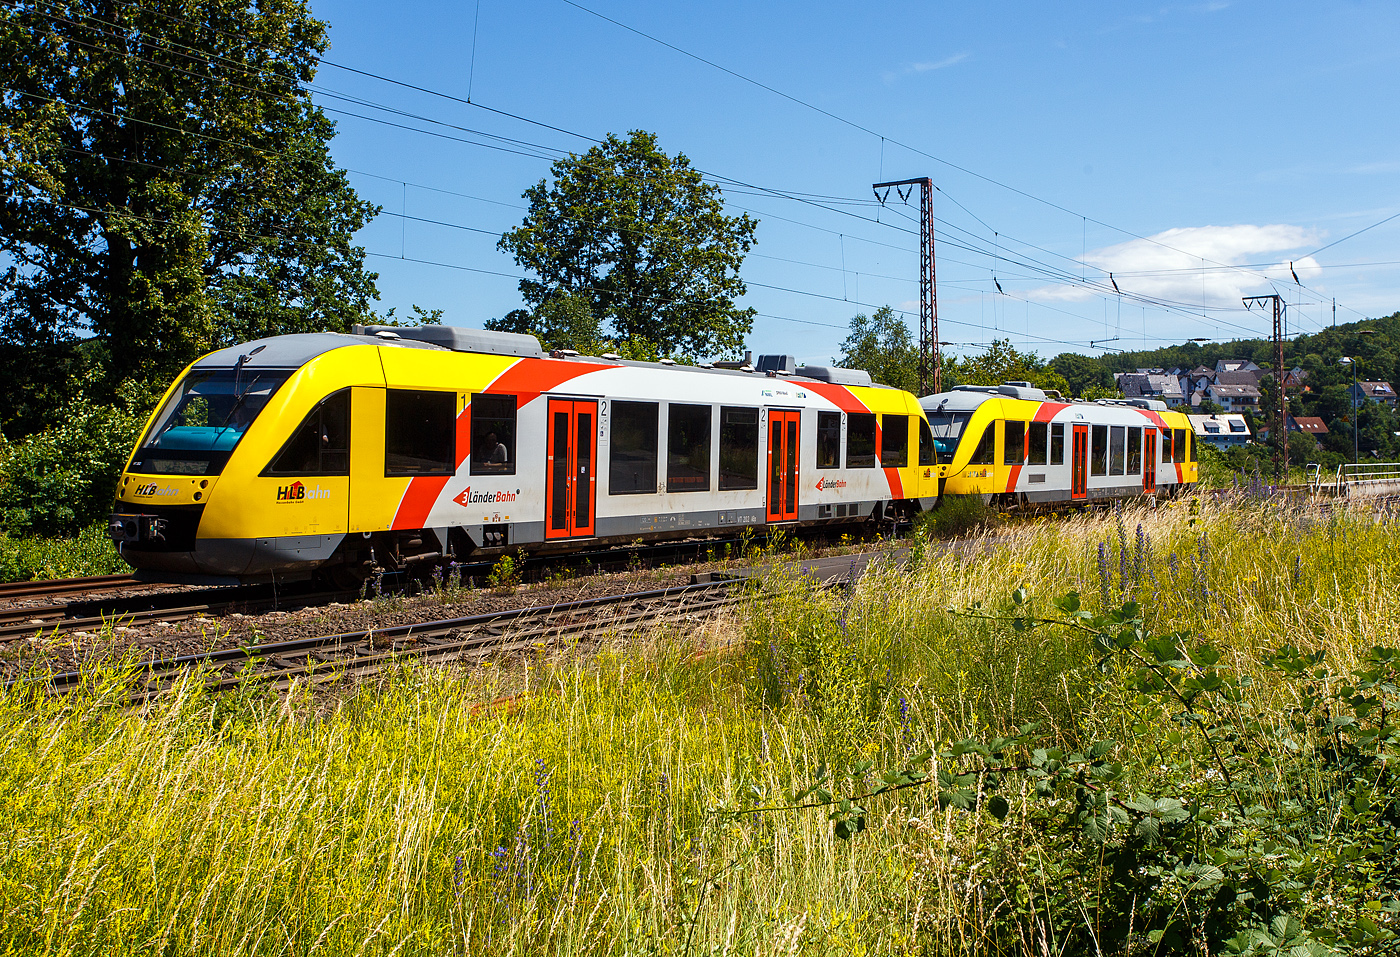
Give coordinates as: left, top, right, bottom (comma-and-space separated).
921, 382, 1198, 506
108, 326, 941, 584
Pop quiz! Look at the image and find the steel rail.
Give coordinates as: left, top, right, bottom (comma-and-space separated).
8, 578, 759, 701
0, 574, 144, 602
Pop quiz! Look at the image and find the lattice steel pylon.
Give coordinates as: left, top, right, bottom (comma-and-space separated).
873, 177, 939, 395
1244, 294, 1287, 473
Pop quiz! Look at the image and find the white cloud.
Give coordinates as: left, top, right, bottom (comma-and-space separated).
882, 52, 970, 83
1032, 224, 1324, 306
1348, 160, 1400, 175
911, 53, 969, 72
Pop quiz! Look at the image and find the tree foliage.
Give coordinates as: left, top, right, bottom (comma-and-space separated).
495, 130, 757, 359
0, 0, 381, 434
0, 384, 143, 535
944, 338, 1070, 395
1049, 351, 1114, 398
835, 306, 917, 391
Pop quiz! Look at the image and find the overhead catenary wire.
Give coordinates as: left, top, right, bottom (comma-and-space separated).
7, 0, 1383, 352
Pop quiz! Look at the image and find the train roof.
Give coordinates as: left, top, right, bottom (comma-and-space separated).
920, 382, 1172, 414
191, 326, 898, 391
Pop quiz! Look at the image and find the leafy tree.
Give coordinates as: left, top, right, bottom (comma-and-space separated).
945, 338, 1070, 395
1048, 352, 1113, 398
497, 130, 757, 359
1196, 399, 1226, 415
835, 306, 917, 391
0, 0, 381, 434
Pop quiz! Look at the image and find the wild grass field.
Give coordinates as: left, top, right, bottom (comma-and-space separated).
1, 499, 1396, 956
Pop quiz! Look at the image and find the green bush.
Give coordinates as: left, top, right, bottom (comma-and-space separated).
920, 493, 998, 539
0, 393, 144, 536
0, 524, 130, 582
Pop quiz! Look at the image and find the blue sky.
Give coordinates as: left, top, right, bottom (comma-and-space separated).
311, 0, 1400, 364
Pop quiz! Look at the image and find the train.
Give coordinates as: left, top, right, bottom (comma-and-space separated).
922, 381, 1198, 505
106, 325, 1197, 584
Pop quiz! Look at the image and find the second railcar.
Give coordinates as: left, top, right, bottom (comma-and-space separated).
920, 382, 1198, 506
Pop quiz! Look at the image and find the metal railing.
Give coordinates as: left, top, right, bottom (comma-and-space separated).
1335, 462, 1400, 496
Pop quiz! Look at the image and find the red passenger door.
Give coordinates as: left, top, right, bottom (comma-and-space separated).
1143, 428, 1157, 494
1071, 424, 1088, 500
766, 410, 800, 523
545, 399, 597, 539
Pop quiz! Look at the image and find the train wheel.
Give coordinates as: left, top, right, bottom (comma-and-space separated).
322, 564, 370, 591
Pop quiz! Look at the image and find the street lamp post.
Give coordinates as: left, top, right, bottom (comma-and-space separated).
1340, 330, 1376, 466
1340, 356, 1359, 464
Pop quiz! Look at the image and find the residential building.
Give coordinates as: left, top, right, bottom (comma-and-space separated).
1347, 381, 1398, 410
1205, 372, 1261, 413
1116, 372, 1187, 407
1288, 416, 1329, 436
1189, 414, 1252, 449
1282, 367, 1310, 392
1215, 359, 1261, 377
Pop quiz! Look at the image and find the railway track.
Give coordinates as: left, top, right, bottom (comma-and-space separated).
0, 524, 888, 642
0, 581, 356, 641
5, 550, 889, 703
0, 574, 145, 602
12, 577, 757, 702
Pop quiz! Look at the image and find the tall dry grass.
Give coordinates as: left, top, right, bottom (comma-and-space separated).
0, 498, 1394, 955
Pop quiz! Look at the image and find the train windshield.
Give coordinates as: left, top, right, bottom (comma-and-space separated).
924, 412, 973, 459
130, 367, 294, 475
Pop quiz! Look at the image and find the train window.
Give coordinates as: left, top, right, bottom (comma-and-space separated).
882, 415, 909, 467
817, 411, 841, 469
469, 393, 517, 476
1091, 424, 1108, 476
1173, 428, 1187, 464
1028, 422, 1048, 466
1161, 428, 1172, 463
264, 389, 350, 476
718, 407, 759, 490
1127, 427, 1142, 474
133, 367, 294, 476
1188, 431, 1197, 462
385, 390, 455, 475
667, 403, 712, 493
1109, 426, 1126, 476
1004, 420, 1026, 466
1050, 423, 1065, 465
967, 424, 996, 465
847, 413, 877, 468
918, 419, 938, 466
610, 401, 658, 494
927, 411, 972, 460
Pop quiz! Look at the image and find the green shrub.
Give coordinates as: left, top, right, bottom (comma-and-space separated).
0, 392, 144, 536
0, 523, 130, 582
920, 493, 998, 539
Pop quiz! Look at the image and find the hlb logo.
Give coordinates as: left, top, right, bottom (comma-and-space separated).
453, 486, 519, 507
133, 483, 176, 497
276, 482, 331, 503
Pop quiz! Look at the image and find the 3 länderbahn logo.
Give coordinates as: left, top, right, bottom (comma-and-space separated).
453, 486, 518, 507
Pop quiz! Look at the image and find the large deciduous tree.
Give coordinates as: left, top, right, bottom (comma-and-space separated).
835, 305, 918, 391
945, 338, 1071, 395
0, 0, 380, 434
494, 130, 756, 359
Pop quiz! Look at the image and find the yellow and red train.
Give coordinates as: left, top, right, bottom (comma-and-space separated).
107, 326, 1196, 583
